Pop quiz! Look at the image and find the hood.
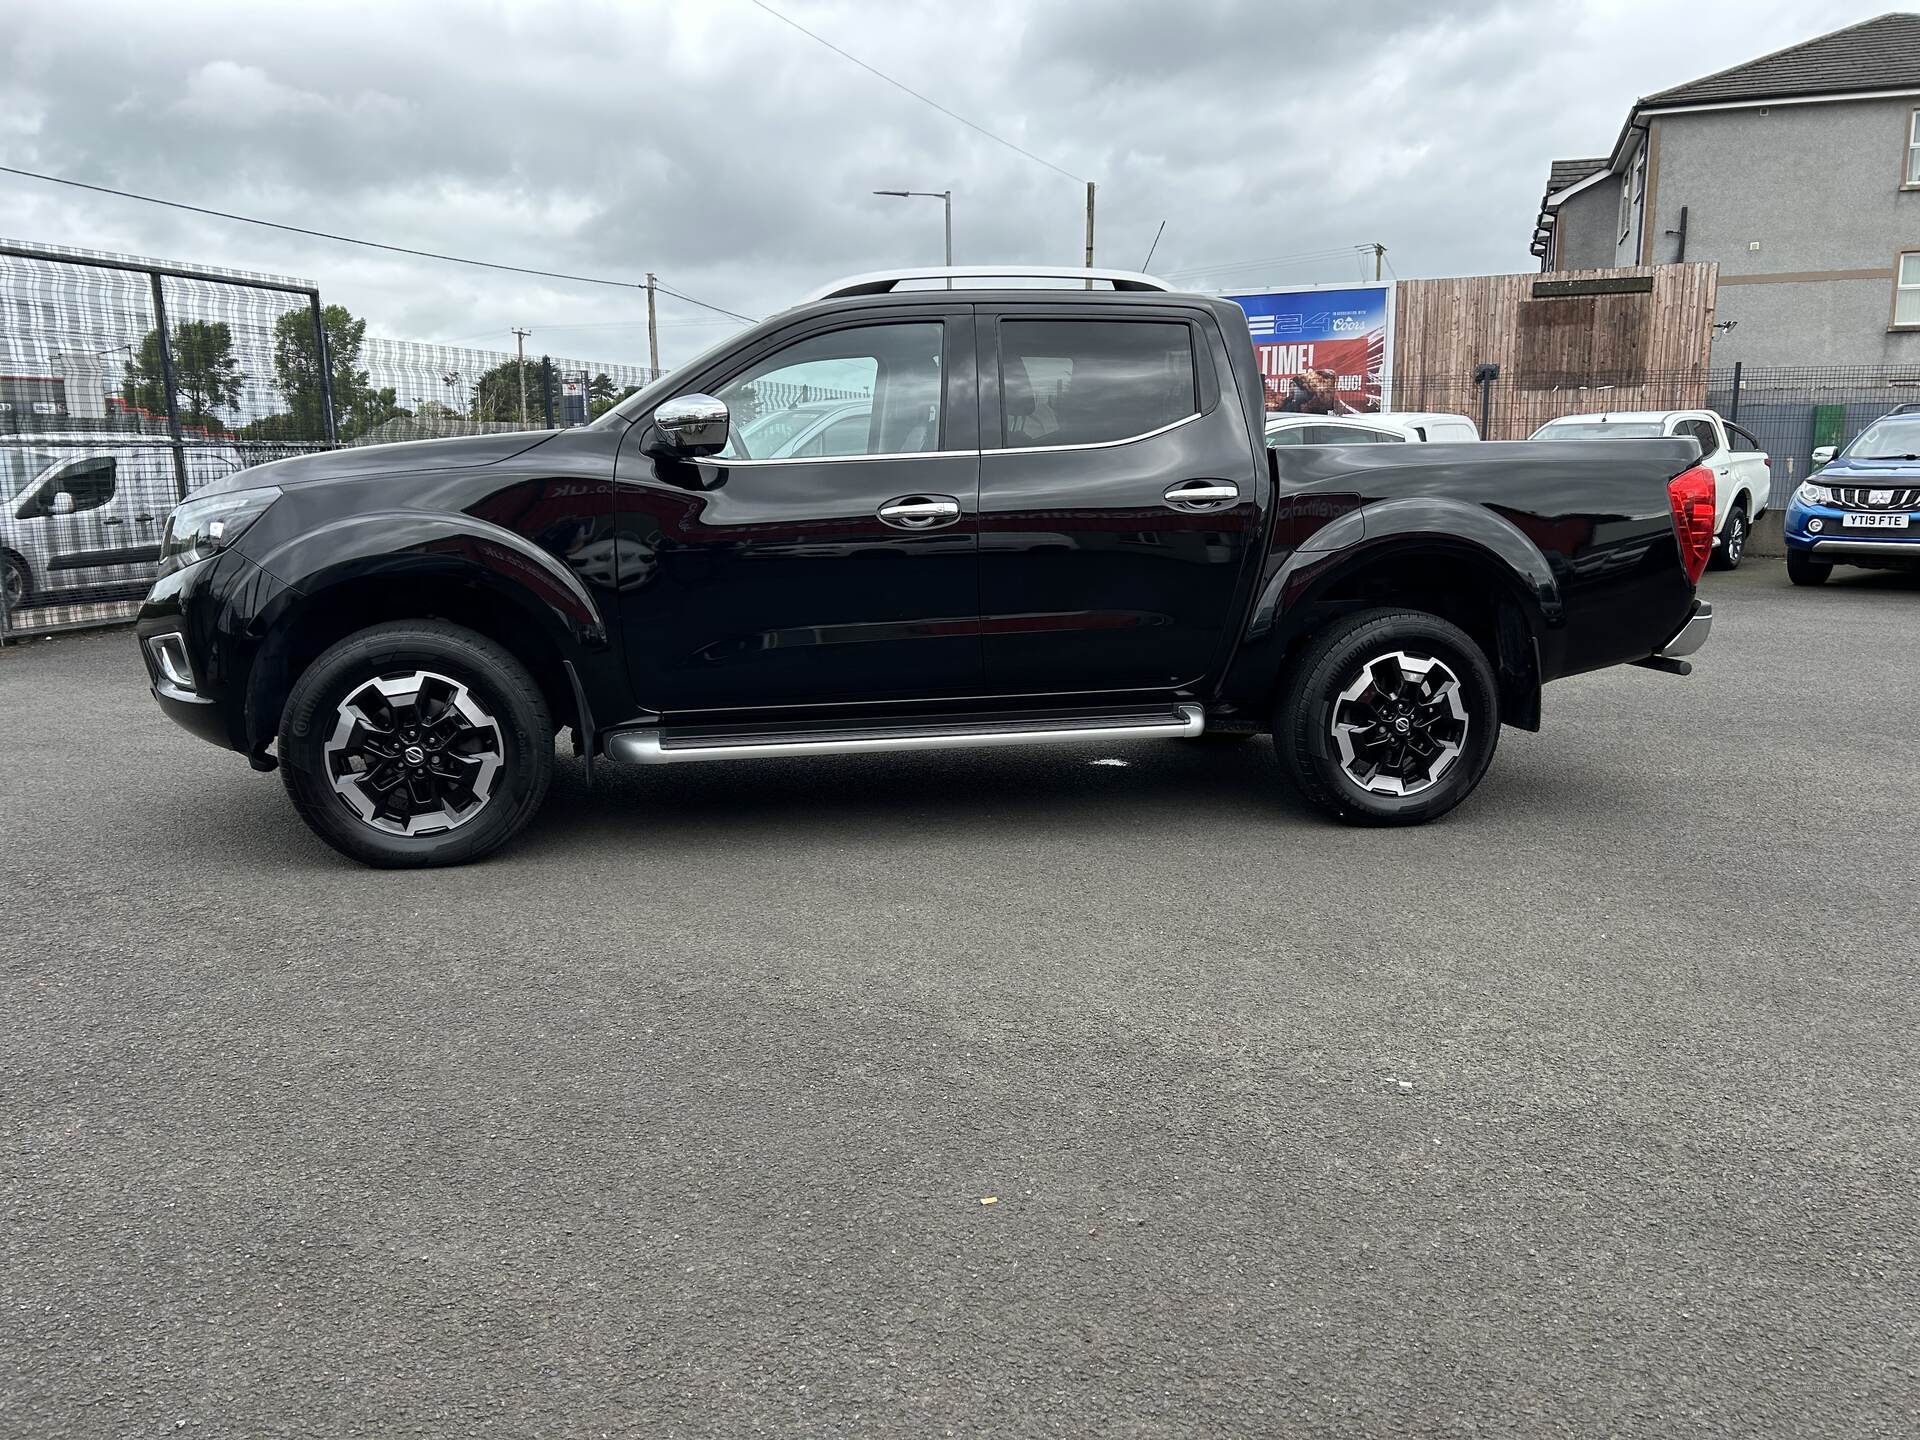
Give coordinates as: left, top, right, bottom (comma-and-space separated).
205, 430, 561, 496
1823, 453, 1920, 478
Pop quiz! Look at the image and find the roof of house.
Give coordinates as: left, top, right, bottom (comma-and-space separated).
1641, 11, 1920, 108
1546, 157, 1610, 197
1532, 158, 1612, 258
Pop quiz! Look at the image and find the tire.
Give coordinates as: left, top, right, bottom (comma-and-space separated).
1709, 501, 1748, 571
2, 551, 31, 611
1786, 549, 1831, 587
278, 621, 554, 868
1274, 608, 1500, 827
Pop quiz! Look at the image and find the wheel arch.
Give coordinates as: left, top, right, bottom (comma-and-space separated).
1229, 516, 1556, 732
243, 548, 600, 760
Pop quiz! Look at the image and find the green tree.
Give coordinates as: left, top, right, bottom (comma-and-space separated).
588, 380, 642, 420
469, 358, 549, 425
122, 320, 244, 430
271, 303, 373, 441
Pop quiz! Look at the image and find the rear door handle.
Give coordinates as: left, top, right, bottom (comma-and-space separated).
878, 495, 962, 530
101, 516, 124, 525
1164, 480, 1239, 510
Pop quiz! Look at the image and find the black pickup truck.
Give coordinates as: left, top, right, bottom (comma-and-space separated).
137, 266, 1717, 868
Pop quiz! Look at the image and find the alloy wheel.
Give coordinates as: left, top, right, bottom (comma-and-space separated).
1727, 513, 1746, 563
323, 670, 505, 836
1329, 650, 1470, 797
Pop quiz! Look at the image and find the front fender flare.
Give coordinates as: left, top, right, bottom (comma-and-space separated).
249, 510, 606, 650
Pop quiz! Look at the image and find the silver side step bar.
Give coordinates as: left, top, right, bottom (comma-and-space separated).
605, 704, 1205, 765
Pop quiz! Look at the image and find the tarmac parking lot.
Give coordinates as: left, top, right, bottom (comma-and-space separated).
2, 562, 1917, 1438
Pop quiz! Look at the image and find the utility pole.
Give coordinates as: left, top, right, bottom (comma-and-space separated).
1084, 181, 1096, 287
644, 273, 659, 376
1374, 243, 1386, 281
511, 327, 531, 427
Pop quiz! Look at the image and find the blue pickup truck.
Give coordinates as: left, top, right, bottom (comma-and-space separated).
1785, 405, 1920, 585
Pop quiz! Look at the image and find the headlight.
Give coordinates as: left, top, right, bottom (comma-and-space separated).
156, 486, 281, 578
1794, 482, 1835, 507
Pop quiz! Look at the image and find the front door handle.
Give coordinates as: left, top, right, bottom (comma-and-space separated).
100, 516, 124, 525
878, 495, 962, 530
1164, 480, 1239, 511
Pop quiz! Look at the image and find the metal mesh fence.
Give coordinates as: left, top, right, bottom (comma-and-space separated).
0, 242, 659, 638
7, 238, 1920, 639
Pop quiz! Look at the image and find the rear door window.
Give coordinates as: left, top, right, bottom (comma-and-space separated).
997, 320, 1197, 449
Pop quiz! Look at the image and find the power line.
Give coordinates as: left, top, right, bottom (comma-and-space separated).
0, 162, 757, 322
743, 0, 1084, 184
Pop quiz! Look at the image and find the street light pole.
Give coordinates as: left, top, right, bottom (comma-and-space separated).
874, 189, 953, 284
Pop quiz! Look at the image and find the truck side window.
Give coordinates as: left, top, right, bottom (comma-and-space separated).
714, 322, 943, 461
997, 320, 1196, 449
17, 455, 117, 519
1301, 424, 1404, 445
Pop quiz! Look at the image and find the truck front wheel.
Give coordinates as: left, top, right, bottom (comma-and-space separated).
1275, 608, 1500, 827
277, 621, 554, 868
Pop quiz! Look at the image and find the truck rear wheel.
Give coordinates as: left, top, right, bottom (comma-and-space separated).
1275, 608, 1499, 826
1709, 501, 1747, 571
277, 621, 553, 868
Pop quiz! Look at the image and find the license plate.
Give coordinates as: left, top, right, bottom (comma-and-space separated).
1842, 512, 1910, 529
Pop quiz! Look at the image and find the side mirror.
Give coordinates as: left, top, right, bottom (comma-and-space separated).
651, 393, 730, 458
50, 492, 76, 516
1810, 445, 1837, 467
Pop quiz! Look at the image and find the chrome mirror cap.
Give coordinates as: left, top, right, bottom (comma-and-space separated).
653, 393, 730, 457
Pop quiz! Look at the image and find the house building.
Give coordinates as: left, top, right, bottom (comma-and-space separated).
1532, 12, 1920, 368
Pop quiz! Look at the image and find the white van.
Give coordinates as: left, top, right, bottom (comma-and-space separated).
2, 436, 245, 607
1264, 411, 1481, 446
1386, 411, 1481, 443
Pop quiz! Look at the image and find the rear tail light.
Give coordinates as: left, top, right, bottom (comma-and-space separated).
1667, 465, 1716, 585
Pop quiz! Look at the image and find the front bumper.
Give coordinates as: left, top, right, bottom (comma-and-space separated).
1785, 499, 1920, 561
135, 549, 290, 755
1656, 599, 1712, 658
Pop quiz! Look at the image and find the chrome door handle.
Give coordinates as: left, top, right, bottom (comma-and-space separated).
878, 496, 961, 530
1164, 480, 1239, 510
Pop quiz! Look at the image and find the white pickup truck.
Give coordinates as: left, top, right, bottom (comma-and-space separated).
1531, 409, 1770, 570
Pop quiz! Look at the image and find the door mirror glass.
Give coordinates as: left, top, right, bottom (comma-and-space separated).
652, 394, 730, 457
1811, 444, 1837, 466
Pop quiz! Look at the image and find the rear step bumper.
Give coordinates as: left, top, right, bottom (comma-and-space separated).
604, 704, 1205, 765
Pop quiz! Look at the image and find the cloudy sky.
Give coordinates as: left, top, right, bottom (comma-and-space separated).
0, 0, 1895, 370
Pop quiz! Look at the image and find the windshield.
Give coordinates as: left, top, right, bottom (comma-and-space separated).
1843, 415, 1920, 459
0, 450, 63, 503
1532, 421, 1666, 440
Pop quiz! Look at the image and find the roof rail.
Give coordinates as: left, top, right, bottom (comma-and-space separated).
802, 265, 1176, 303
1890, 402, 1920, 415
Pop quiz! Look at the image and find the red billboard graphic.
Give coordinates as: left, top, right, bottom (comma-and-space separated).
1227, 284, 1392, 415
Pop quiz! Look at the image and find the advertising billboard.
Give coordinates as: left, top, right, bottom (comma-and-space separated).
1225, 282, 1393, 415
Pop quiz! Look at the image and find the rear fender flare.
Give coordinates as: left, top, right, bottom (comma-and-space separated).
1231, 497, 1560, 728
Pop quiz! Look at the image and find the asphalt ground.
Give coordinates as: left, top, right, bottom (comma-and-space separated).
2, 561, 1916, 1438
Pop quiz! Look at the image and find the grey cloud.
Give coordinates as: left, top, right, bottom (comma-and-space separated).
0, 0, 1895, 369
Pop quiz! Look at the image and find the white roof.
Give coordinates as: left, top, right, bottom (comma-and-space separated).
1541, 409, 1712, 423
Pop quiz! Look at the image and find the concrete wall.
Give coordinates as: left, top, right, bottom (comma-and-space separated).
1642, 97, 1920, 367
1551, 181, 1621, 271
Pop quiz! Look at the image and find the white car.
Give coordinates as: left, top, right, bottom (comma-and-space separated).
1265, 411, 1480, 447
1530, 409, 1769, 570
2, 436, 244, 607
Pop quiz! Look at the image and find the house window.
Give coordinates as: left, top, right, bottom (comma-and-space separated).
1908, 110, 1920, 187
1896, 252, 1920, 328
